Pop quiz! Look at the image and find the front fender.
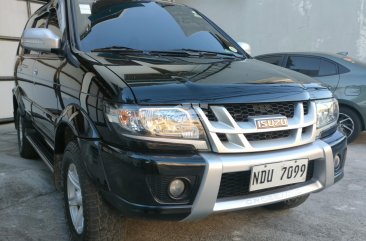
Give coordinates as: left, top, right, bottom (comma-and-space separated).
55, 104, 100, 139
54, 105, 107, 191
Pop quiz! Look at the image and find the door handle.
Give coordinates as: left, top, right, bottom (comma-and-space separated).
33, 69, 38, 76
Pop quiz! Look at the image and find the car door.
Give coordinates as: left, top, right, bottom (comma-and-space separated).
32, 9, 63, 142
16, 15, 40, 117
16, 56, 36, 118
284, 55, 340, 92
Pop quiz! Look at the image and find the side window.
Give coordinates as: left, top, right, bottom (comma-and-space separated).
319, 59, 338, 76
34, 13, 49, 28
257, 55, 283, 66
286, 56, 321, 77
338, 64, 350, 74
48, 11, 62, 39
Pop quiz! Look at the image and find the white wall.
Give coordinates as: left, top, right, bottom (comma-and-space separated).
0, 0, 43, 121
176, 0, 366, 61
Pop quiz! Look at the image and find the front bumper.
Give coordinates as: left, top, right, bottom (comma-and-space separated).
185, 132, 346, 220
101, 130, 347, 221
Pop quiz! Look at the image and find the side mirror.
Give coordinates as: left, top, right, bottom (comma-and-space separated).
237, 42, 252, 55
21, 28, 61, 53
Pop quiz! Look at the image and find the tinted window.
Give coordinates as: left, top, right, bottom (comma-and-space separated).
338, 64, 350, 74
72, 1, 240, 54
257, 55, 283, 66
286, 56, 321, 77
319, 59, 338, 76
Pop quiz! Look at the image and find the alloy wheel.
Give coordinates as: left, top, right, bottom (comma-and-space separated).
338, 112, 355, 139
18, 115, 23, 147
67, 163, 84, 234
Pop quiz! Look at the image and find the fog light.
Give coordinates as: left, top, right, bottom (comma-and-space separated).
168, 179, 186, 199
334, 154, 341, 170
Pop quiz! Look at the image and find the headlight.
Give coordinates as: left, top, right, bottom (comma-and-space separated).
105, 104, 208, 149
315, 98, 339, 130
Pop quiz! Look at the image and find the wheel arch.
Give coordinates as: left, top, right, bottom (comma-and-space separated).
53, 105, 101, 190
55, 104, 100, 148
54, 122, 77, 155
13, 86, 26, 129
12, 86, 24, 116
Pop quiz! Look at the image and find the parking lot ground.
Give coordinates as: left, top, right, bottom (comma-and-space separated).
0, 122, 365, 241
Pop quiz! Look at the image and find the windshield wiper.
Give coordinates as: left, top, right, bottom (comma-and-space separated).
91, 47, 244, 59
91, 46, 144, 54
169, 49, 244, 59
148, 50, 193, 57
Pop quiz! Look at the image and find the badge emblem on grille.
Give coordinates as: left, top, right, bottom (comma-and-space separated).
251, 116, 288, 129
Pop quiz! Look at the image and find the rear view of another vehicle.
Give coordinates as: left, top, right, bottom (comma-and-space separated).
256, 53, 366, 143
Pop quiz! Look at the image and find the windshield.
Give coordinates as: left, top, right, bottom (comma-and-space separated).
71, 0, 242, 55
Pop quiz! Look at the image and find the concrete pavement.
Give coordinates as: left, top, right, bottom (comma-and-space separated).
0, 123, 365, 241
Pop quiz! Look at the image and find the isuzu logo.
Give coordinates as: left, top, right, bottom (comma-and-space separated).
251, 116, 288, 129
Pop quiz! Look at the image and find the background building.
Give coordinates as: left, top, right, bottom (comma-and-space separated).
1, 0, 365, 121
175, 0, 366, 59
0, 0, 43, 121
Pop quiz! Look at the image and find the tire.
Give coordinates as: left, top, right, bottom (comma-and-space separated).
338, 107, 362, 144
264, 194, 310, 210
16, 111, 37, 159
62, 141, 125, 241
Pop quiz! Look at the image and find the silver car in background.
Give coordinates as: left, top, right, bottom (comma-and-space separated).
256, 52, 366, 143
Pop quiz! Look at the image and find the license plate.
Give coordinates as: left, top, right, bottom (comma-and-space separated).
249, 159, 309, 192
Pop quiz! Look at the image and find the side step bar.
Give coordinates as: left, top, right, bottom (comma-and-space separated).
26, 134, 54, 172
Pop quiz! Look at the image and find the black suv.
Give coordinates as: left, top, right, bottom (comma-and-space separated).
14, 0, 347, 240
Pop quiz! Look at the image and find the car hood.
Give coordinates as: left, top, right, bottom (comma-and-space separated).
86, 53, 332, 104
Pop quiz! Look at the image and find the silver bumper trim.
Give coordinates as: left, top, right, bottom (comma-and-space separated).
183, 140, 334, 221
214, 181, 322, 213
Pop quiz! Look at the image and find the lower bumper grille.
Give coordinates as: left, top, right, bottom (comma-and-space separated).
217, 160, 315, 199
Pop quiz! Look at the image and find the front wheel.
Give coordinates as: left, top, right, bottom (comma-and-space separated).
264, 194, 310, 210
63, 141, 125, 241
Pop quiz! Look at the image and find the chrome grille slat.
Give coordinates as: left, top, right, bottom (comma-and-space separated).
195, 102, 317, 153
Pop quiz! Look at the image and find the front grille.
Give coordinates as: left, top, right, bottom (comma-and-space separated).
303, 102, 309, 115
196, 101, 316, 153
246, 130, 292, 141
217, 160, 315, 199
217, 130, 292, 142
206, 102, 304, 122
